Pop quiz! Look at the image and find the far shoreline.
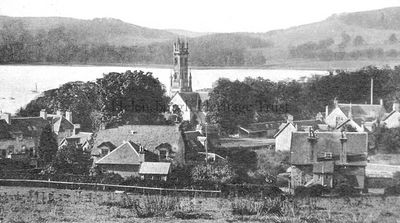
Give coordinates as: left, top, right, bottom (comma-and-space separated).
1, 59, 399, 71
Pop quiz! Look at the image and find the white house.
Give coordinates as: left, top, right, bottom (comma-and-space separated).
274, 122, 297, 152
382, 102, 400, 128
325, 98, 386, 132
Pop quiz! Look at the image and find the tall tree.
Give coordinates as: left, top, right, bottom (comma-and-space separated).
206, 79, 256, 134
38, 124, 58, 166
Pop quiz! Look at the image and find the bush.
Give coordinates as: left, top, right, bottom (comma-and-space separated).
231, 198, 284, 216
131, 195, 180, 218
332, 184, 359, 196
384, 184, 400, 196
308, 184, 330, 197
98, 172, 124, 185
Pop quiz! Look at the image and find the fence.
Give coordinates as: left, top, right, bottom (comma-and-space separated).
0, 179, 221, 197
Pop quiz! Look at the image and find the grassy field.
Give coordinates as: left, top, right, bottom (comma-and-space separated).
0, 186, 399, 223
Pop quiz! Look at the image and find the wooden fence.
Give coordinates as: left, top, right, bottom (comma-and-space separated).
0, 179, 221, 197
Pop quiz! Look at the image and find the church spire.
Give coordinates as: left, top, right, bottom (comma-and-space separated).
170, 38, 191, 95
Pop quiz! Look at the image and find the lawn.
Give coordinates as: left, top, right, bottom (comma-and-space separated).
0, 186, 399, 222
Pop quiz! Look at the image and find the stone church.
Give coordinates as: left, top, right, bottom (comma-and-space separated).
169, 39, 208, 124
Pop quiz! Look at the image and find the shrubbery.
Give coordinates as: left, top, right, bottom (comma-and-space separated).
384, 184, 400, 196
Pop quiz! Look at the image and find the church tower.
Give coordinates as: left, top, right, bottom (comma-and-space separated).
170, 38, 192, 95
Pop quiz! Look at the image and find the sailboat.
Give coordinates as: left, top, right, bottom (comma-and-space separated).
31, 83, 38, 93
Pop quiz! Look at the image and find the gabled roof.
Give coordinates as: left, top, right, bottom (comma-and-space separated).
67, 132, 92, 144
274, 122, 295, 138
197, 92, 210, 102
94, 125, 182, 153
139, 162, 171, 175
240, 121, 282, 133
337, 103, 386, 119
9, 117, 49, 137
290, 132, 368, 166
382, 110, 400, 121
50, 116, 74, 133
95, 141, 141, 165
177, 92, 201, 111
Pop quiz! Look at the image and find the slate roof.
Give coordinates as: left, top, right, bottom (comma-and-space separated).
49, 116, 74, 133
94, 125, 182, 153
178, 92, 201, 111
139, 162, 171, 175
290, 132, 368, 166
9, 117, 49, 137
240, 121, 282, 133
95, 141, 141, 165
184, 131, 204, 151
67, 132, 92, 144
197, 92, 210, 103
338, 103, 386, 119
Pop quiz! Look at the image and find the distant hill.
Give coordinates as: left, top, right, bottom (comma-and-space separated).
2, 7, 400, 69
0, 16, 176, 46
250, 7, 400, 65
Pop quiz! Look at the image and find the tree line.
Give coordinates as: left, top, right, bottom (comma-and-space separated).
205, 66, 400, 134
17, 70, 169, 131
289, 33, 400, 61
0, 21, 268, 66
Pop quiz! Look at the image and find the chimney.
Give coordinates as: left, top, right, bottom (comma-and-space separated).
325, 105, 329, 118
73, 124, 80, 135
287, 114, 294, 123
65, 110, 73, 123
393, 102, 400, 112
1, 113, 11, 125
334, 98, 339, 108
380, 99, 383, 106
139, 145, 145, 163
348, 103, 352, 119
370, 78, 374, 105
40, 109, 47, 120
56, 110, 64, 117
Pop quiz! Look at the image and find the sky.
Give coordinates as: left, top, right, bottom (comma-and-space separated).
0, 0, 400, 33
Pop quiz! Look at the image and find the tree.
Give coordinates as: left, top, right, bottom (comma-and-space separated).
37, 124, 58, 166
353, 35, 366, 46
373, 126, 400, 154
206, 79, 256, 134
389, 33, 398, 44
52, 144, 92, 174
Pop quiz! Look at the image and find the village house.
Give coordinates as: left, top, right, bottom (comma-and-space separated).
381, 102, 400, 128
289, 130, 368, 189
274, 116, 324, 152
95, 141, 146, 178
92, 125, 185, 165
58, 131, 93, 151
0, 109, 81, 166
139, 162, 171, 181
168, 38, 208, 124
239, 121, 282, 138
325, 98, 387, 132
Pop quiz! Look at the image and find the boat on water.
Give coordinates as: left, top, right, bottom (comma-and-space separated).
31, 83, 38, 93
9, 97, 15, 100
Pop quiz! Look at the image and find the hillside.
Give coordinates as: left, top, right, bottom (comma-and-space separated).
2, 7, 400, 69
251, 7, 400, 67
0, 16, 176, 46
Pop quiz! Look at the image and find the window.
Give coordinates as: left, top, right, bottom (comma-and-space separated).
101, 149, 109, 156
159, 150, 167, 160
324, 152, 333, 159
7, 145, 14, 154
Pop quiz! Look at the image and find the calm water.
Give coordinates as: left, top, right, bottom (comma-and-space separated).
0, 65, 328, 114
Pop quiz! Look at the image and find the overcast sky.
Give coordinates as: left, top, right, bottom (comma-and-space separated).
0, 0, 399, 33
